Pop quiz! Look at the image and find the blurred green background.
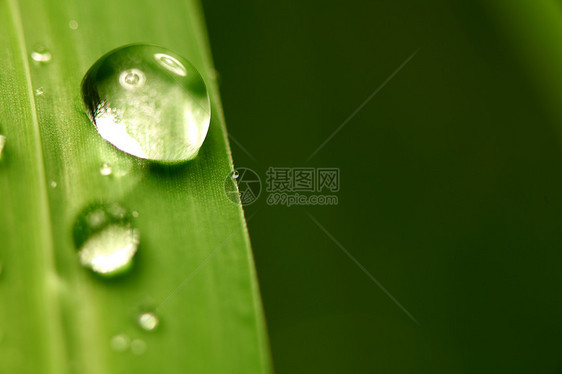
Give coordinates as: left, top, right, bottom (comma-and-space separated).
203, 0, 562, 372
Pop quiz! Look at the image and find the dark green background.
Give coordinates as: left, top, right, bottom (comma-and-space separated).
204, 0, 562, 372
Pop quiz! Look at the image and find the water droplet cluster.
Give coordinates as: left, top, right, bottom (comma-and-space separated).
4, 43, 211, 354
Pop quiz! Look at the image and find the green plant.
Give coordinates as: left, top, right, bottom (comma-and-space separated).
0, 0, 271, 373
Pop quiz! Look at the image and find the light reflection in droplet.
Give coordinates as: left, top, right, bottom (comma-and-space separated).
119, 69, 146, 89
0, 135, 6, 157
78, 225, 139, 274
31, 46, 52, 64
100, 162, 112, 176
138, 312, 159, 331
154, 53, 187, 76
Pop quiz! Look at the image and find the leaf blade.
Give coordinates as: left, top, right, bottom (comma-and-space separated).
0, 0, 271, 373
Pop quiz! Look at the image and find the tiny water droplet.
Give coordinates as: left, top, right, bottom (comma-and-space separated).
100, 162, 112, 176
232, 170, 239, 179
130, 339, 147, 355
81, 44, 210, 163
49, 180, 57, 188
110, 334, 130, 352
131, 210, 139, 218
138, 312, 159, 331
68, 20, 78, 30
31, 46, 52, 64
0, 135, 6, 157
73, 202, 139, 276
35, 87, 44, 96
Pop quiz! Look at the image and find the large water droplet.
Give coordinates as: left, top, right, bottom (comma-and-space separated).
81, 44, 211, 163
138, 312, 159, 331
31, 46, 52, 64
73, 202, 139, 276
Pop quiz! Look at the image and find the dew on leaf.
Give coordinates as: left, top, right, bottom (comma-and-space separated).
73, 202, 139, 276
0, 135, 6, 157
31, 46, 52, 64
99, 162, 112, 176
138, 312, 159, 331
81, 44, 211, 163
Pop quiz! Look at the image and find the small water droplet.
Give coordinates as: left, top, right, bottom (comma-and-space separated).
31, 46, 52, 64
138, 312, 159, 331
232, 170, 239, 179
130, 339, 147, 355
81, 44, 210, 163
73, 202, 139, 276
110, 334, 130, 352
49, 180, 57, 188
68, 20, 79, 30
35, 87, 44, 96
0, 135, 6, 157
100, 162, 112, 176
131, 210, 139, 218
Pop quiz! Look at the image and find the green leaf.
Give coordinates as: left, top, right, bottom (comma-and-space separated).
0, 0, 271, 373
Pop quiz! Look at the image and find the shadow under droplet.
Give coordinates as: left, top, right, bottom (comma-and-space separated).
148, 159, 199, 178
